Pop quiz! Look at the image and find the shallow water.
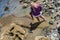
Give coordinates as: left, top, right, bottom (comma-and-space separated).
0, 0, 30, 18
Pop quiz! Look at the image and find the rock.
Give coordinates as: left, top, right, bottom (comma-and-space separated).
0, 14, 34, 40
55, 3, 60, 7
35, 36, 50, 40
10, 23, 26, 35
54, 14, 60, 21
22, 3, 28, 9
0, 35, 13, 40
15, 37, 22, 40
0, 23, 26, 40
49, 21, 54, 25
56, 21, 60, 28
4, 7, 9, 11
49, 29, 59, 40
57, 22, 60, 34
58, 27, 60, 34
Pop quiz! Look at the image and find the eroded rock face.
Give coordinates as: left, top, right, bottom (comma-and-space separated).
0, 14, 16, 26
0, 14, 33, 40
0, 22, 26, 40
14, 15, 33, 28
0, 14, 33, 27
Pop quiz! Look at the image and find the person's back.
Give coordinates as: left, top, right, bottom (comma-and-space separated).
30, 3, 42, 17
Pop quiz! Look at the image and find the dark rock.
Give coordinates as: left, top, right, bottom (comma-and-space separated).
55, 3, 60, 7
22, 4, 28, 9
54, 14, 60, 20
49, 7, 54, 9
4, 6, 9, 11
22, 6, 27, 9
57, 14, 60, 17
58, 26, 60, 34
9, 32, 14, 36
49, 21, 54, 25
51, 17, 54, 19
57, 22, 59, 24
19, 0, 23, 3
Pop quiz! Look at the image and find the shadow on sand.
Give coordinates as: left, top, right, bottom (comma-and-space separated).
30, 20, 45, 31
19, 20, 45, 32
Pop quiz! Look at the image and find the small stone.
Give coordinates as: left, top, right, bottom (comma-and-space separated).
51, 17, 54, 19
22, 3, 28, 9
4, 7, 9, 11
49, 21, 54, 25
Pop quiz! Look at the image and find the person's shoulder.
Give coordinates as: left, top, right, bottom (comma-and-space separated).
36, 2, 40, 5
36, 3, 41, 6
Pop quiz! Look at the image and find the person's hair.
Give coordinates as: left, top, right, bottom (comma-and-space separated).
30, 0, 38, 2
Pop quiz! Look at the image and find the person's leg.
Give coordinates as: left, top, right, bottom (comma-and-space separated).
36, 17, 40, 22
30, 12, 34, 20
40, 15, 46, 21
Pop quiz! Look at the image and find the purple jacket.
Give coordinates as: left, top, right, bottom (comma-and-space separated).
30, 4, 42, 16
